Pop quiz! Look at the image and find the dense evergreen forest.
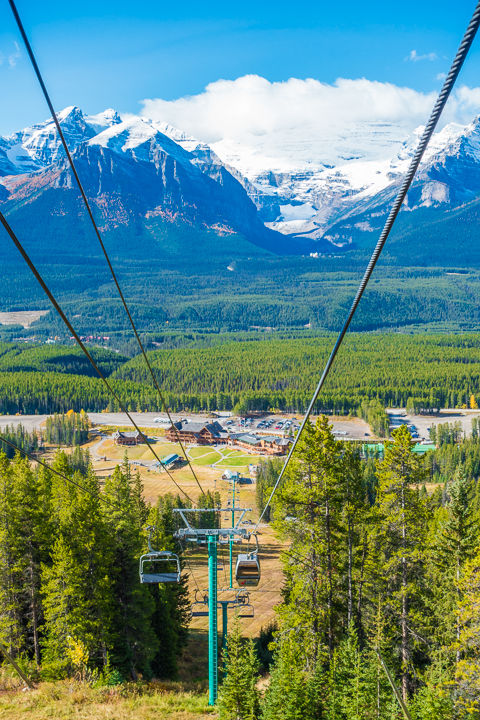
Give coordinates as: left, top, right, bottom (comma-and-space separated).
44, 412, 89, 446
4, 210, 480, 336
0, 453, 191, 682
3, 419, 479, 716
1, 334, 480, 419
218, 420, 480, 719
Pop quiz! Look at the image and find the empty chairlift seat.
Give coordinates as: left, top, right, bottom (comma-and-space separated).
235, 553, 261, 587
191, 591, 209, 617
139, 551, 181, 584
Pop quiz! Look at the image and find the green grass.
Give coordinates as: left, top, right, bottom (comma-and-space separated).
188, 447, 216, 459
216, 456, 259, 468
190, 451, 222, 466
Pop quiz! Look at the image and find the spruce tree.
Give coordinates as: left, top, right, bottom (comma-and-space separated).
339, 444, 368, 627
375, 425, 430, 702
41, 452, 114, 678
430, 466, 479, 666
453, 548, 480, 716
274, 416, 345, 665
217, 616, 260, 720
0, 452, 53, 666
145, 506, 189, 680
261, 633, 310, 720
102, 460, 157, 679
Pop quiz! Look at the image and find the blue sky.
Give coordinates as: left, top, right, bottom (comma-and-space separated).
1, 0, 480, 135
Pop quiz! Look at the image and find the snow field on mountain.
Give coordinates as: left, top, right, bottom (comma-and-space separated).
2, 105, 480, 241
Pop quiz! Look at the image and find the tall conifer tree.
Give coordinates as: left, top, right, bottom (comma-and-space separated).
374, 425, 430, 702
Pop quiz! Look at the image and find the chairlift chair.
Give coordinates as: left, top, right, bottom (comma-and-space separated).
235, 590, 255, 618
238, 602, 254, 618
139, 551, 181, 584
139, 524, 181, 584
191, 591, 209, 617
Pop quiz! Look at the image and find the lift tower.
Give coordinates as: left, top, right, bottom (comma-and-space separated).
174, 506, 252, 705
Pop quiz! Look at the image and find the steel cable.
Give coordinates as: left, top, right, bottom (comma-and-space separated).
8, 0, 205, 498
0, 434, 123, 512
0, 210, 194, 504
254, 0, 480, 531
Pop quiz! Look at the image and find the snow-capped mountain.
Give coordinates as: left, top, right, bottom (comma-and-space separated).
0, 108, 300, 255
3, 105, 480, 255
0, 106, 122, 175
209, 118, 480, 239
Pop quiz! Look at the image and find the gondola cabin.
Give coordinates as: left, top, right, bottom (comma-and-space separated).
235, 553, 261, 587
139, 551, 180, 584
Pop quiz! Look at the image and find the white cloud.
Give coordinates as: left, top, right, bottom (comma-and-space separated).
141, 76, 441, 145
8, 41, 21, 68
406, 50, 438, 62
436, 72, 447, 81
138, 76, 480, 175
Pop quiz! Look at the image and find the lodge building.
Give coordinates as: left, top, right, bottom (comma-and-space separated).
113, 430, 147, 446
229, 434, 292, 456
165, 420, 229, 445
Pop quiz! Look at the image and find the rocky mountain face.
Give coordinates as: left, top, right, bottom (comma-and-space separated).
213, 117, 480, 246
3, 106, 480, 260
0, 107, 309, 256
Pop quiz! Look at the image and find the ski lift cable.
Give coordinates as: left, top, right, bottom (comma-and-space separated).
177, 538, 201, 591
253, 0, 480, 533
8, 0, 206, 499
0, 433, 123, 512
0, 211, 194, 505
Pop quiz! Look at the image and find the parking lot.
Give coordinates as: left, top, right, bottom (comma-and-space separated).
387, 408, 480, 441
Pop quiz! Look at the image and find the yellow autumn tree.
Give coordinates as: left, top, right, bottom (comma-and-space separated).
470, 395, 478, 410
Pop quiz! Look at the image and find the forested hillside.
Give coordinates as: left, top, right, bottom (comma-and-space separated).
4, 221, 480, 336
0, 452, 190, 682
0, 343, 127, 376
1, 333, 480, 415
217, 420, 480, 719
2, 417, 480, 716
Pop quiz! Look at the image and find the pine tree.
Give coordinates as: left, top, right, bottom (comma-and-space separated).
409, 655, 454, 720
145, 505, 190, 679
41, 452, 114, 678
0, 452, 24, 658
102, 460, 157, 679
430, 466, 479, 666
261, 633, 311, 720
454, 548, 480, 716
339, 444, 368, 627
375, 424, 430, 702
217, 615, 260, 720
274, 416, 345, 666
0, 452, 53, 666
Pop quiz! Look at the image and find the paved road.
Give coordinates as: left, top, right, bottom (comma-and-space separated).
0, 415, 49, 431
0, 411, 371, 439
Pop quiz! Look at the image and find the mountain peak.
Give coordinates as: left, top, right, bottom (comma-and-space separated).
84, 108, 122, 133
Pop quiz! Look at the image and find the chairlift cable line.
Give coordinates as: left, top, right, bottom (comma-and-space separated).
0, 433, 123, 512
179, 540, 201, 591
8, 0, 205, 499
0, 437, 194, 580
253, 0, 480, 533
0, 210, 194, 504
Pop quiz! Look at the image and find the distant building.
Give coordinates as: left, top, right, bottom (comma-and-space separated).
113, 430, 147, 446
165, 421, 229, 445
229, 433, 292, 456
157, 453, 183, 469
